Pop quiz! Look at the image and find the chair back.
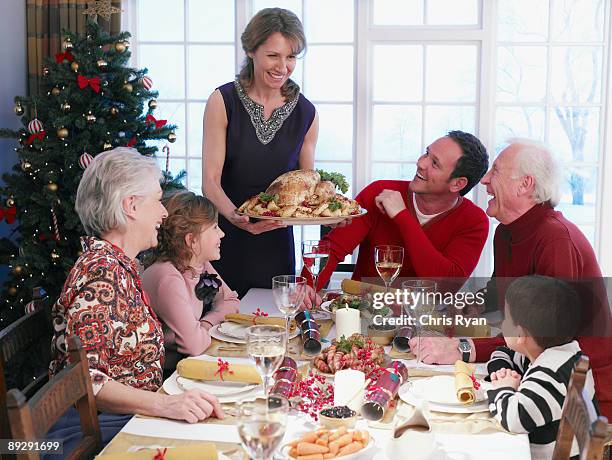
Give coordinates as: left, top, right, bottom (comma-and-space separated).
0, 299, 52, 442
552, 355, 609, 460
6, 336, 101, 460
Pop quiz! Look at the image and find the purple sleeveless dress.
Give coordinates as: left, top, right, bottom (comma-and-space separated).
212, 80, 316, 297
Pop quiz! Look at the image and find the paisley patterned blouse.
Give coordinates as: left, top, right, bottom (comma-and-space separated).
49, 237, 164, 395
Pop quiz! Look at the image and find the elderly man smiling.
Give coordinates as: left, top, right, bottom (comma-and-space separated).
412, 138, 612, 418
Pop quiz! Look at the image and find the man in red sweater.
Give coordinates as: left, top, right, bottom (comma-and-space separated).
413, 139, 612, 417
301, 131, 490, 307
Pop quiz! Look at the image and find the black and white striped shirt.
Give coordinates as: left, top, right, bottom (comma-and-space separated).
486, 341, 598, 460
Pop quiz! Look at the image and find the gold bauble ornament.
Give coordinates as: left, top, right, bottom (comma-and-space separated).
148, 99, 158, 109
96, 59, 108, 69
50, 250, 60, 261
13, 101, 24, 116
115, 41, 126, 53
6, 197, 15, 207
167, 132, 177, 143
103, 142, 113, 150
60, 102, 71, 112
109, 106, 119, 115
12, 265, 23, 275
62, 38, 73, 51
47, 182, 58, 192
85, 111, 96, 124
8, 287, 18, 296
123, 83, 133, 92
51, 87, 61, 96
20, 160, 32, 171
57, 127, 69, 139
70, 62, 79, 72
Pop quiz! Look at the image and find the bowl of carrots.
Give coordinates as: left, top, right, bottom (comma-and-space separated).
283, 426, 374, 459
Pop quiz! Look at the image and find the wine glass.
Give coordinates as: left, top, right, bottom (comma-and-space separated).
245, 325, 286, 397
272, 275, 307, 339
237, 396, 289, 460
301, 240, 331, 305
375, 245, 404, 293
402, 279, 437, 367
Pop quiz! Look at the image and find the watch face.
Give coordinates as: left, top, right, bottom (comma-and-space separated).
459, 341, 471, 352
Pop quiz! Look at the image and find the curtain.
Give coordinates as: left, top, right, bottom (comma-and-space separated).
26, 0, 122, 95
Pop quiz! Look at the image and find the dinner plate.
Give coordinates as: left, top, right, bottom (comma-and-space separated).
236, 208, 367, 226
176, 377, 258, 396
279, 436, 375, 460
211, 323, 300, 344
398, 376, 491, 413
163, 371, 264, 403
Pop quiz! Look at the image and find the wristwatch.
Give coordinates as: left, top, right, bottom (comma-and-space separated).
458, 339, 471, 363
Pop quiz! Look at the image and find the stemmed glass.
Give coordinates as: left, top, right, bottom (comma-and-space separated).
301, 240, 331, 306
272, 275, 307, 339
245, 325, 286, 397
374, 245, 404, 293
402, 279, 437, 368
237, 396, 289, 460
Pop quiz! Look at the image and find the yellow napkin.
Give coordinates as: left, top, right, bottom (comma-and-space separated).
177, 358, 262, 384
96, 443, 218, 459
341, 279, 388, 295
454, 360, 476, 404
224, 313, 295, 332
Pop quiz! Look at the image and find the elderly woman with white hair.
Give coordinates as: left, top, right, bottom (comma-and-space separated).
47, 148, 224, 452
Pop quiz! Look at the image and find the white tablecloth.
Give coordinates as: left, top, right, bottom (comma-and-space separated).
117, 288, 531, 459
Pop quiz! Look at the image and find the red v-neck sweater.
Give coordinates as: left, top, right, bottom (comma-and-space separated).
304, 180, 489, 290
474, 203, 612, 417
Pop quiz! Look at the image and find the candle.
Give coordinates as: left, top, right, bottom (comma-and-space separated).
334, 369, 365, 411
335, 307, 361, 339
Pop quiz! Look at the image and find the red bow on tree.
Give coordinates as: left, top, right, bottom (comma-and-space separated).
26, 131, 46, 145
127, 137, 137, 147
54, 51, 74, 63
145, 114, 167, 129
0, 207, 17, 224
77, 75, 101, 93
153, 447, 167, 460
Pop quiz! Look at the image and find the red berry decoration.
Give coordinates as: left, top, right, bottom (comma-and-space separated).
78, 152, 94, 169
27, 118, 44, 134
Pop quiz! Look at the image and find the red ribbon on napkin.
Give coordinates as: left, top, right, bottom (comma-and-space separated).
215, 358, 234, 381
77, 75, 101, 93
253, 307, 269, 324
470, 373, 481, 390
153, 447, 167, 460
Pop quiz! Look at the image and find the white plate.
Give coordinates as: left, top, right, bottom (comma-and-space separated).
176, 377, 258, 396
279, 436, 375, 459
398, 377, 491, 414
163, 371, 264, 404
211, 323, 299, 344
237, 209, 367, 226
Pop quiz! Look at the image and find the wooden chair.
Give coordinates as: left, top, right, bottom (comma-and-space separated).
0, 298, 53, 443
552, 355, 609, 460
6, 336, 101, 460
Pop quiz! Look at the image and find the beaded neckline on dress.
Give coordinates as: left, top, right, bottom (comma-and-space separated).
234, 79, 300, 145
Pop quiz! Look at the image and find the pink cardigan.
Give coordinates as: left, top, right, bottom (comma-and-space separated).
142, 261, 239, 365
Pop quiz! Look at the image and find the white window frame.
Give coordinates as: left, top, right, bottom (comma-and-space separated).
124, 0, 612, 276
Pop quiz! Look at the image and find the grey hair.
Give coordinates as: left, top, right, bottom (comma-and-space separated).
75, 147, 162, 237
507, 138, 562, 207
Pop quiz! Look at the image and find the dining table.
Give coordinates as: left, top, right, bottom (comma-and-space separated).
98, 288, 531, 460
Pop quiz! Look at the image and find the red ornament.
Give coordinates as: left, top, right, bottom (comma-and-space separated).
54, 51, 74, 63
140, 75, 153, 90
77, 75, 101, 93
0, 206, 17, 224
25, 300, 37, 315
79, 152, 93, 169
28, 118, 44, 134
145, 114, 167, 129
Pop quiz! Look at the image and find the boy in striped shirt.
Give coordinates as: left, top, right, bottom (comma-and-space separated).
487, 275, 598, 460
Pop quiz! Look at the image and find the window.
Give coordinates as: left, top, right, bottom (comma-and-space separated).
129, 0, 612, 277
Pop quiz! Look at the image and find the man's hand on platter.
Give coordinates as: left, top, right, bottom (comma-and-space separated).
374, 189, 406, 219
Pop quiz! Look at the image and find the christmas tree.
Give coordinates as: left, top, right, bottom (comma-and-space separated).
0, 20, 181, 329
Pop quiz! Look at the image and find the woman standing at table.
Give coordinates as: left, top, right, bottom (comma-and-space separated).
142, 191, 240, 373
48, 149, 223, 454
203, 7, 319, 297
